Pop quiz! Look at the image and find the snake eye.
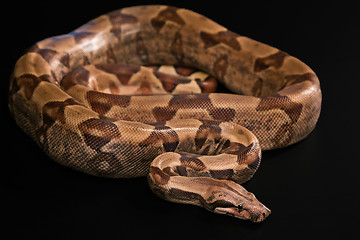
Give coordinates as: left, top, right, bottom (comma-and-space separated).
237, 205, 243, 211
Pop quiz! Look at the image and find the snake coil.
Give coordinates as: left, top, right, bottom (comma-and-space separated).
9, 5, 321, 222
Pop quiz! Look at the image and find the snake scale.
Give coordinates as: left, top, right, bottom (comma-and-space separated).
9, 5, 321, 222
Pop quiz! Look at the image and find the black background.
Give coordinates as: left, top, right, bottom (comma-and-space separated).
3, 1, 360, 239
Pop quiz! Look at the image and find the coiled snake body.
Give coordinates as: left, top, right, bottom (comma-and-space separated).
9, 5, 321, 222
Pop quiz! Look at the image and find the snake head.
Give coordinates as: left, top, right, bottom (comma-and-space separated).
202, 180, 271, 222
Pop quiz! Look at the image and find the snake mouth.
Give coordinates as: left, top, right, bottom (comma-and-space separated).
214, 206, 271, 222
214, 207, 249, 220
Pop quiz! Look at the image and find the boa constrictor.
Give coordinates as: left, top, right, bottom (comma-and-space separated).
9, 5, 321, 222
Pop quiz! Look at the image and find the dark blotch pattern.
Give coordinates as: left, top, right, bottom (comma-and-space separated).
151, 6, 185, 32
200, 31, 241, 50
87, 91, 131, 115
139, 122, 179, 152
179, 153, 207, 171
28, 44, 70, 70
209, 169, 234, 179
71, 32, 96, 44
14, 74, 51, 100
37, 98, 81, 148
254, 51, 288, 72
284, 72, 318, 86
149, 166, 170, 185
107, 11, 138, 37
256, 94, 303, 147
95, 63, 140, 85
78, 118, 120, 151
195, 120, 222, 151
152, 94, 235, 122
257, 94, 303, 123
61, 66, 90, 90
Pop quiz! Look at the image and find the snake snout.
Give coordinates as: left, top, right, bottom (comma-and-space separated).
252, 204, 271, 222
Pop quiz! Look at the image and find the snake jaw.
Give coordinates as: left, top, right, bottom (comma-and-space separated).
214, 203, 271, 222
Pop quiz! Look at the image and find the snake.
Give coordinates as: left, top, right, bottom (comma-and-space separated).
8, 5, 321, 222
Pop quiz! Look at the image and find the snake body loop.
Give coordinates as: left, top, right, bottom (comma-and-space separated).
9, 5, 321, 222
